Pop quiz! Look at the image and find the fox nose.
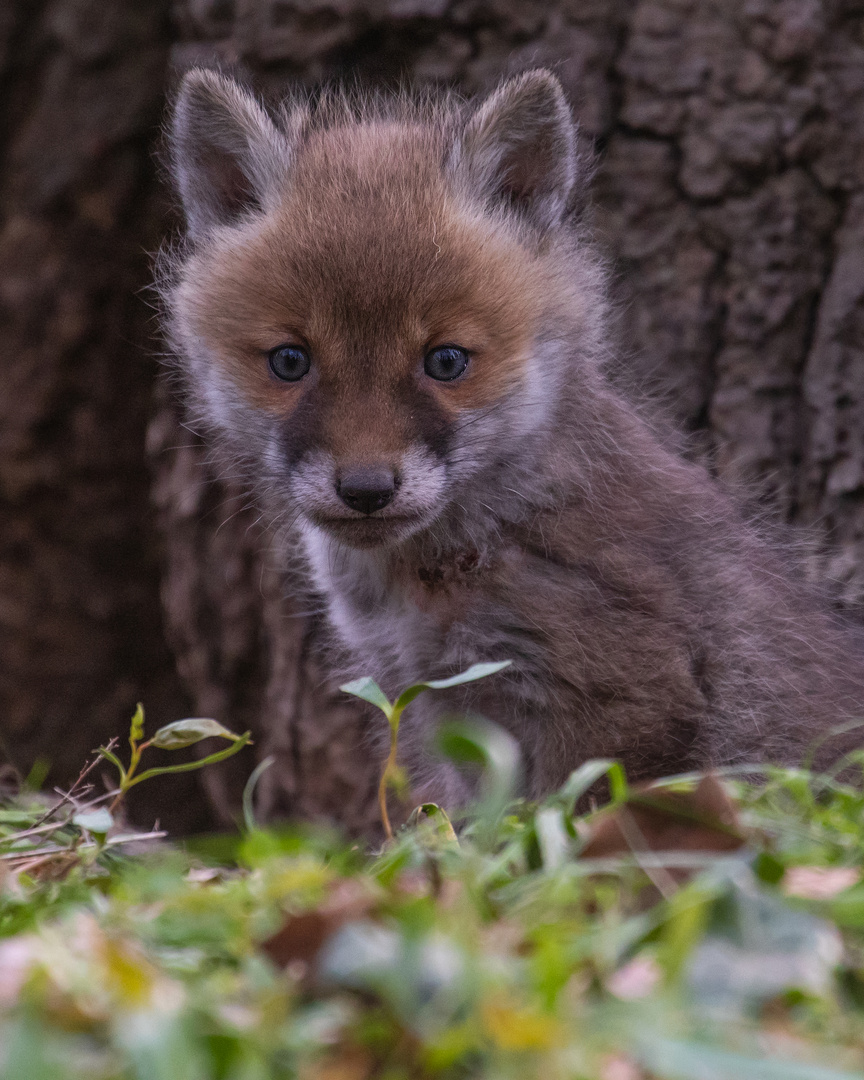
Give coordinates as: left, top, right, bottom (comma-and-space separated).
336, 467, 397, 515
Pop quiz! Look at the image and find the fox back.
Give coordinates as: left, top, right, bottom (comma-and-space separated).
162, 69, 864, 801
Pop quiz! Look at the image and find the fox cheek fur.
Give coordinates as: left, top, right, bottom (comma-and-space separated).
162, 67, 864, 800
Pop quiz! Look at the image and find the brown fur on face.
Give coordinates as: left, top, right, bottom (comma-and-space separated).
176, 120, 556, 456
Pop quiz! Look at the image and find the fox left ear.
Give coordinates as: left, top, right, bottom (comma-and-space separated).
456, 70, 578, 231
168, 68, 294, 241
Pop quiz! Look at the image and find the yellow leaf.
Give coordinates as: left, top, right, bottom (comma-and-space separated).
259, 856, 333, 905
102, 938, 157, 1008
482, 996, 562, 1051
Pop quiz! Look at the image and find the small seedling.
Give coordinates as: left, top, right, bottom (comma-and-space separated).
98, 704, 252, 814
340, 661, 511, 839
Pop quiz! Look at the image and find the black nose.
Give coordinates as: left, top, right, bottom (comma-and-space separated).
336, 467, 396, 515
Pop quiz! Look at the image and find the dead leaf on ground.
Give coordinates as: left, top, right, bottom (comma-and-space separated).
300, 1045, 375, 1080
600, 1052, 647, 1080
261, 878, 377, 974
783, 866, 860, 899
0, 936, 37, 1005
579, 774, 745, 869
606, 954, 662, 1000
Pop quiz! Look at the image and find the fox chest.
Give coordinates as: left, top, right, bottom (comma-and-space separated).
302, 529, 487, 683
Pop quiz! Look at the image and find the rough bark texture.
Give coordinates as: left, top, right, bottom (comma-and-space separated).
0, 0, 212, 830
3, 0, 864, 830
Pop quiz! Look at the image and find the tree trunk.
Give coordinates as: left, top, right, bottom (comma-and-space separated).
3, 0, 863, 831
0, 0, 211, 830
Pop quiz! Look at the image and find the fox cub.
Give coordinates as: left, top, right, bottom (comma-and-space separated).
163, 67, 864, 801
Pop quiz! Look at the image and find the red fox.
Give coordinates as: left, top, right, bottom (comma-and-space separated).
162, 67, 864, 802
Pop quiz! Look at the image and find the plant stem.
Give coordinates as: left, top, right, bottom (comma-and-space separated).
378, 723, 400, 842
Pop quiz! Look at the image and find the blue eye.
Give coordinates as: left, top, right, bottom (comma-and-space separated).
268, 344, 311, 382
424, 345, 470, 381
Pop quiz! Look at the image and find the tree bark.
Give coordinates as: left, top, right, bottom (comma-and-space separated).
3, 0, 864, 832
0, 0, 213, 830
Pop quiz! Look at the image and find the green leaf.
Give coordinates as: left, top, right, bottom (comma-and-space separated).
97, 744, 127, 782
73, 808, 114, 836
23, 757, 50, 792
182, 831, 243, 866
385, 762, 409, 799
829, 883, 864, 928
436, 719, 519, 788
607, 761, 630, 803
407, 803, 460, 851
129, 702, 145, 744
553, 759, 620, 814
149, 717, 244, 750
753, 851, 786, 886
242, 755, 275, 833
392, 660, 511, 714
435, 719, 520, 846
435, 728, 487, 766
423, 659, 512, 690
0, 810, 43, 825
339, 676, 393, 715
534, 807, 571, 870
124, 732, 252, 787
3, 1016, 58, 1080
686, 871, 843, 1010
658, 885, 714, 981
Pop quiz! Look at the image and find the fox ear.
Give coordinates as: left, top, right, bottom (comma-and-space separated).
169, 69, 292, 239
458, 70, 578, 231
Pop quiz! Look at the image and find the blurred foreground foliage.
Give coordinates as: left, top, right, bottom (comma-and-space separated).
2, 719, 864, 1079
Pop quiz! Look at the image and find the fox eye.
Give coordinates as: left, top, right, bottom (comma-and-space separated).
424, 345, 469, 382
268, 344, 311, 382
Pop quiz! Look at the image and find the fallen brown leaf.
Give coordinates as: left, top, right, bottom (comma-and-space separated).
261, 878, 376, 972
580, 774, 744, 865
300, 1046, 375, 1080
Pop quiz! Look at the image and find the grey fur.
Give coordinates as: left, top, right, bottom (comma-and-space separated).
170, 68, 292, 239
455, 70, 579, 231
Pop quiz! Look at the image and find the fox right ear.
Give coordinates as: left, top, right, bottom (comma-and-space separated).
169, 69, 292, 240
457, 70, 578, 231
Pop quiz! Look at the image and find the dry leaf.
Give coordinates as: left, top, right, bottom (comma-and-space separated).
600, 1054, 646, 1080
185, 867, 223, 884
300, 1046, 375, 1080
606, 955, 662, 1000
580, 774, 744, 861
0, 936, 36, 1005
261, 878, 375, 972
782, 866, 860, 900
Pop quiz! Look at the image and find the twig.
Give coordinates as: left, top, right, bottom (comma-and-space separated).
11, 852, 79, 877
0, 829, 167, 863
54, 782, 94, 810
105, 830, 167, 846
0, 819, 75, 845
0, 786, 122, 848
1, 845, 78, 861
28, 740, 118, 828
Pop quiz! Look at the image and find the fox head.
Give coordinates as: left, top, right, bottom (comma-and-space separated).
164, 69, 599, 550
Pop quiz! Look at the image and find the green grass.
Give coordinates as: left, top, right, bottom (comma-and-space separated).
2, 712, 864, 1079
